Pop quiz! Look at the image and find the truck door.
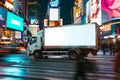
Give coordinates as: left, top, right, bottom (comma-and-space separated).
27, 37, 38, 55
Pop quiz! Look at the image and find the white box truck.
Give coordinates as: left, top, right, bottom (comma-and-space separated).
27, 23, 100, 59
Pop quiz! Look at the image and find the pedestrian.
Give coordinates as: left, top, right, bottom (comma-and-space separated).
74, 53, 97, 80
113, 42, 120, 80
75, 55, 87, 80
109, 44, 113, 55
101, 43, 106, 55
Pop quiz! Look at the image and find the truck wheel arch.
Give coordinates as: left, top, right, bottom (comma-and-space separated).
68, 49, 81, 60
33, 50, 43, 59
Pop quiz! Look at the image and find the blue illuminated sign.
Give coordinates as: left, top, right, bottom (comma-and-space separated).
6, 11, 24, 31
50, 0, 59, 7
0, 7, 7, 27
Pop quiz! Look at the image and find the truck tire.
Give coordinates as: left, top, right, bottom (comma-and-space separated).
33, 51, 43, 59
68, 50, 78, 60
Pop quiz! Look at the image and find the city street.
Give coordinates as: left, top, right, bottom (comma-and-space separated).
0, 51, 77, 80
0, 0, 120, 80
86, 54, 115, 80
0, 51, 116, 80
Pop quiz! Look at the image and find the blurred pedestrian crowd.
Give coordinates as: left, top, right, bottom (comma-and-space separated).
74, 42, 120, 80
113, 42, 120, 80
101, 43, 114, 55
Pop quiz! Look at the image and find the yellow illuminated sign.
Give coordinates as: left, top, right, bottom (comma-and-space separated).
49, 21, 55, 27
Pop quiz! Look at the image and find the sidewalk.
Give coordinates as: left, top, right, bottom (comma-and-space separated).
96, 50, 115, 56
85, 50, 115, 61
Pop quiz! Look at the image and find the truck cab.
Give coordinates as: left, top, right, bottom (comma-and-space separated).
27, 30, 43, 59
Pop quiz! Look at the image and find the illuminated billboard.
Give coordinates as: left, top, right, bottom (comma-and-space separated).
3, 0, 14, 10
75, 0, 83, 19
30, 18, 38, 24
0, 6, 7, 27
50, 0, 59, 7
49, 21, 59, 26
49, 8, 59, 21
86, 0, 91, 23
15, 31, 21, 39
90, 0, 102, 25
101, 0, 120, 23
6, 11, 24, 31
29, 25, 39, 37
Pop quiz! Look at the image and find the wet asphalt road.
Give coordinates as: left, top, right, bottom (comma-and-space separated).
0, 52, 77, 80
0, 51, 116, 80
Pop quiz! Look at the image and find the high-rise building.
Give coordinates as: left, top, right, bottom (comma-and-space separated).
28, 0, 49, 29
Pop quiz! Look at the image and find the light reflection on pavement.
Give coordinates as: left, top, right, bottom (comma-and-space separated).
0, 51, 117, 80
0, 53, 76, 80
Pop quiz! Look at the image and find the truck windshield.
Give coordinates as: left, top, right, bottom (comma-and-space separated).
30, 37, 37, 44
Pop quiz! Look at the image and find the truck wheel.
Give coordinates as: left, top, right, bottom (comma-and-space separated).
68, 50, 77, 60
33, 51, 42, 59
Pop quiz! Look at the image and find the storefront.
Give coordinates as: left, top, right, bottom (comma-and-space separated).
0, 6, 24, 44
100, 19, 120, 44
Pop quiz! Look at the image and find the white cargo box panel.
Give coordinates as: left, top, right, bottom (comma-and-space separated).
44, 24, 96, 47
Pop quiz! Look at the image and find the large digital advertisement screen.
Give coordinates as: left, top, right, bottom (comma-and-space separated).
86, 0, 102, 25
3, 0, 14, 10
101, 0, 120, 23
74, 0, 82, 24
74, 0, 83, 20
0, 7, 7, 27
49, 8, 59, 21
86, 1, 90, 23
6, 11, 24, 31
86, 0, 120, 25
90, 0, 102, 25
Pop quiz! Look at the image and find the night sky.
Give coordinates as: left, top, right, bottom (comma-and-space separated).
60, 0, 75, 25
